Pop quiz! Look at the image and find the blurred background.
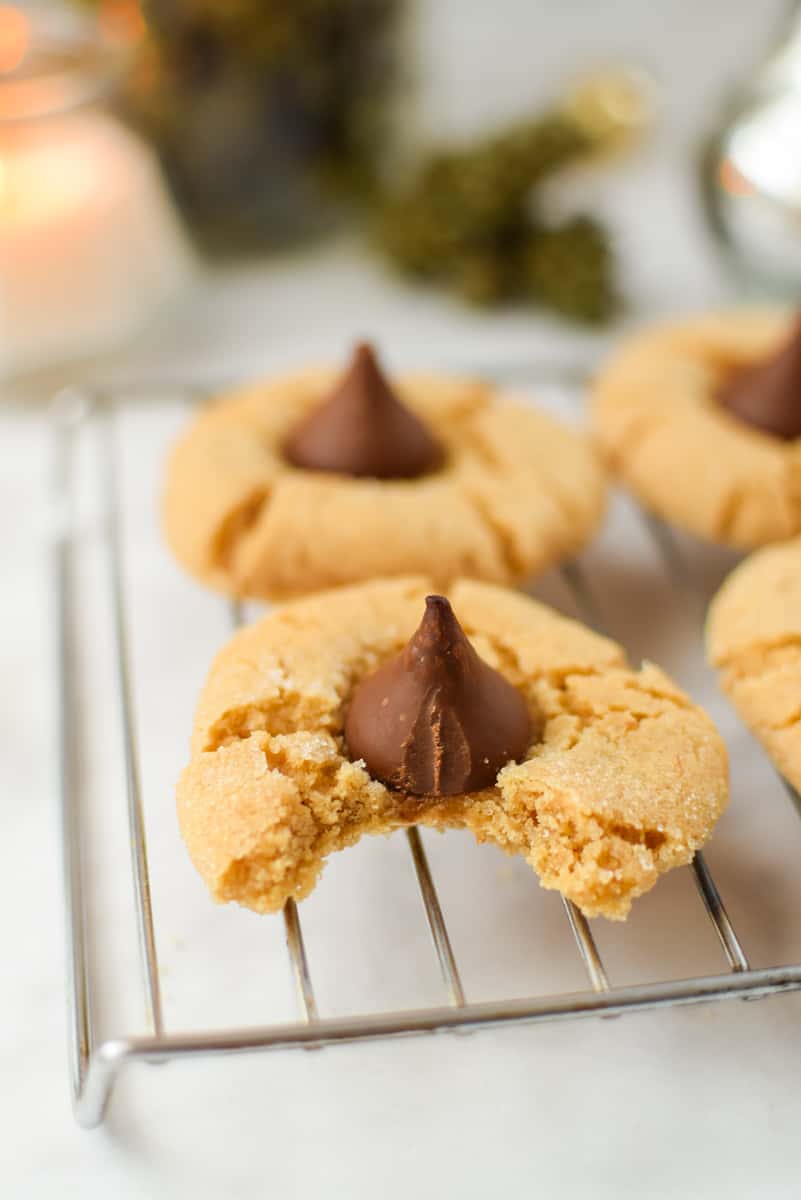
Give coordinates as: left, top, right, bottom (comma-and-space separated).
2, 0, 800, 392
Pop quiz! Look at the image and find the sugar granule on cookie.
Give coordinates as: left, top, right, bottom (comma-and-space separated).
163, 345, 606, 600
178, 578, 728, 920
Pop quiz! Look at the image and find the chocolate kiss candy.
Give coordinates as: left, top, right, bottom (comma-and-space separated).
284, 342, 444, 478
719, 316, 801, 439
345, 595, 532, 796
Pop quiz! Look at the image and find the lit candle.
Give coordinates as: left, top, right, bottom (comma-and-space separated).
0, 6, 193, 379
0, 3, 26, 72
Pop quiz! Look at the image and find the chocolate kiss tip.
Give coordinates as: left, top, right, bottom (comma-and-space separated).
344, 595, 533, 798
719, 313, 801, 440
283, 341, 444, 479
354, 341, 375, 363
421, 593, 456, 633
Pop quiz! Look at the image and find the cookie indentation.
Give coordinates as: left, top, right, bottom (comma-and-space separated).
164, 366, 606, 600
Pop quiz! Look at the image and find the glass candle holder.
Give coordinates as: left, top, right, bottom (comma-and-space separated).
702, 3, 801, 293
0, 4, 193, 380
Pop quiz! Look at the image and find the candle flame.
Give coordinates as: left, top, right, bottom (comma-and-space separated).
0, 5, 28, 74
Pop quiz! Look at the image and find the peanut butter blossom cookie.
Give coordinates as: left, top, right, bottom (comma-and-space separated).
163, 343, 606, 600
707, 536, 801, 792
592, 310, 801, 548
178, 577, 728, 920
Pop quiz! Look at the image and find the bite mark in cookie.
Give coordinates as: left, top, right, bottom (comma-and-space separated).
178, 578, 728, 920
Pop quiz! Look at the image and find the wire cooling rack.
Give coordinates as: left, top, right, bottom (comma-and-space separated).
51, 379, 801, 1131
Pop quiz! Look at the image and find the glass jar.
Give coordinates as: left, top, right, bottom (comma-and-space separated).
0, 4, 192, 380
702, 3, 801, 293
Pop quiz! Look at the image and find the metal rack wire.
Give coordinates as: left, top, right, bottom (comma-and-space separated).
52, 384, 801, 1131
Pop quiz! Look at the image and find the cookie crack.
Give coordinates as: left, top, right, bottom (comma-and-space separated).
537, 468, 594, 531
544, 815, 668, 861
462, 485, 527, 579
214, 487, 271, 571
549, 663, 691, 707
606, 820, 667, 852
205, 701, 335, 750
768, 702, 801, 732
460, 624, 527, 685
559, 702, 679, 730
623, 680, 693, 712
546, 665, 606, 687
715, 484, 748, 543
598, 404, 663, 470
716, 634, 801, 674
458, 419, 507, 472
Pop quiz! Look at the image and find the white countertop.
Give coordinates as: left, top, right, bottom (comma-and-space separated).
7, 3, 801, 1196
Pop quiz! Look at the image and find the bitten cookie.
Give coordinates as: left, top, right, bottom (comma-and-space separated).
178, 577, 728, 920
163, 344, 606, 601
707, 537, 801, 792
592, 309, 801, 548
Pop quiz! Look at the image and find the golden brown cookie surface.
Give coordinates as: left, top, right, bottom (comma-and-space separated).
707, 537, 801, 791
178, 578, 728, 920
592, 310, 801, 548
163, 368, 606, 600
